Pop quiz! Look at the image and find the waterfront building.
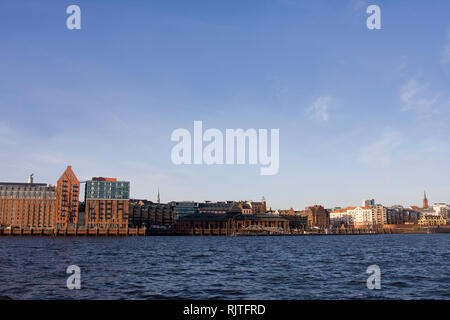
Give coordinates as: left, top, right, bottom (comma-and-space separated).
418, 215, 446, 226
198, 201, 242, 215
330, 206, 374, 227
279, 208, 296, 216
240, 203, 252, 215
283, 214, 308, 230
235, 214, 289, 232
176, 213, 231, 235
301, 205, 329, 229
387, 206, 403, 224
278, 208, 308, 229
175, 212, 289, 235
129, 199, 175, 229
372, 204, 387, 225
0, 178, 56, 228
56, 166, 80, 228
85, 177, 130, 229
169, 201, 199, 219
85, 177, 129, 200
387, 206, 421, 224
329, 209, 353, 228
236, 200, 267, 215
433, 203, 449, 219
347, 206, 373, 226
249, 201, 267, 214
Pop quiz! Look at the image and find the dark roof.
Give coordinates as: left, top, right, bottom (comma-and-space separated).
179, 213, 231, 221
0, 182, 47, 186
236, 214, 289, 222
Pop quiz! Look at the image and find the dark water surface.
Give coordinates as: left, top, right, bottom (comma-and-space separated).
0, 234, 449, 299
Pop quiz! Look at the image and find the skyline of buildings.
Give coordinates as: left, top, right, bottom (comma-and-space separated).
2, 169, 447, 212
0, 165, 449, 233
2, 166, 450, 208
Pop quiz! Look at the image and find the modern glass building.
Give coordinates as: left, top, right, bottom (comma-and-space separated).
169, 201, 199, 219
84, 178, 130, 229
85, 178, 129, 200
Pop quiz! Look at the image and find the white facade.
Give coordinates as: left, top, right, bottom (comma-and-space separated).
330, 211, 353, 227
330, 206, 374, 227
433, 203, 449, 218
348, 207, 373, 226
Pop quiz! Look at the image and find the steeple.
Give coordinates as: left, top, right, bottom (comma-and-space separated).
157, 188, 160, 204
423, 191, 429, 209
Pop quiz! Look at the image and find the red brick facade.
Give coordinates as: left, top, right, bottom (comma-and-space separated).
56, 166, 80, 228
0, 194, 56, 228
86, 199, 129, 229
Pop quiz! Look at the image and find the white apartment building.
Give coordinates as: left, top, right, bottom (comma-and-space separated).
348, 206, 373, 226
329, 210, 353, 227
372, 204, 387, 225
433, 203, 449, 218
330, 206, 374, 227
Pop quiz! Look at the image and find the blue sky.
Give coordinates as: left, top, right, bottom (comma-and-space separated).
1, 0, 449, 209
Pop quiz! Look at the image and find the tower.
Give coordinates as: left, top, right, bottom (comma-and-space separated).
56, 166, 80, 228
157, 188, 160, 204
423, 191, 429, 209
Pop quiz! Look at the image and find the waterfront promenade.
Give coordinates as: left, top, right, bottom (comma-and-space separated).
1, 225, 449, 236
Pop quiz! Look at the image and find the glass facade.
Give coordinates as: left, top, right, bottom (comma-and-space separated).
169, 201, 199, 219
85, 180, 130, 200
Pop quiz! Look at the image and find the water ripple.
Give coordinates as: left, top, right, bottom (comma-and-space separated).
0, 234, 449, 299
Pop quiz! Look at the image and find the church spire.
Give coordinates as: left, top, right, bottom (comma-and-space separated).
423, 191, 428, 209
157, 188, 160, 204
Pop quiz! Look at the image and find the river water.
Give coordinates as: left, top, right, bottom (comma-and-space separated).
0, 234, 449, 299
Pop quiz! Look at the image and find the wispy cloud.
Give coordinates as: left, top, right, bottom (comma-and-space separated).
359, 130, 403, 168
400, 79, 440, 119
308, 96, 332, 122
351, 0, 368, 11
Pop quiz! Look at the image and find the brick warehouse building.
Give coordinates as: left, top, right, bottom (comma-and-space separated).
0, 166, 80, 229
56, 166, 80, 228
129, 199, 175, 229
301, 205, 330, 230
0, 181, 56, 228
85, 177, 130, 229
175, 212, 290, 235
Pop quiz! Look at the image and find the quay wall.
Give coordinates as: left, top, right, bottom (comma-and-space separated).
1, 225, 448, 237
0, 227, 146, 236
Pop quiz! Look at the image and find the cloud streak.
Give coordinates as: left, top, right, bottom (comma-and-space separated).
308, 96, 332, 122
359, 130, 403, 168
400, 79, 440, 119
